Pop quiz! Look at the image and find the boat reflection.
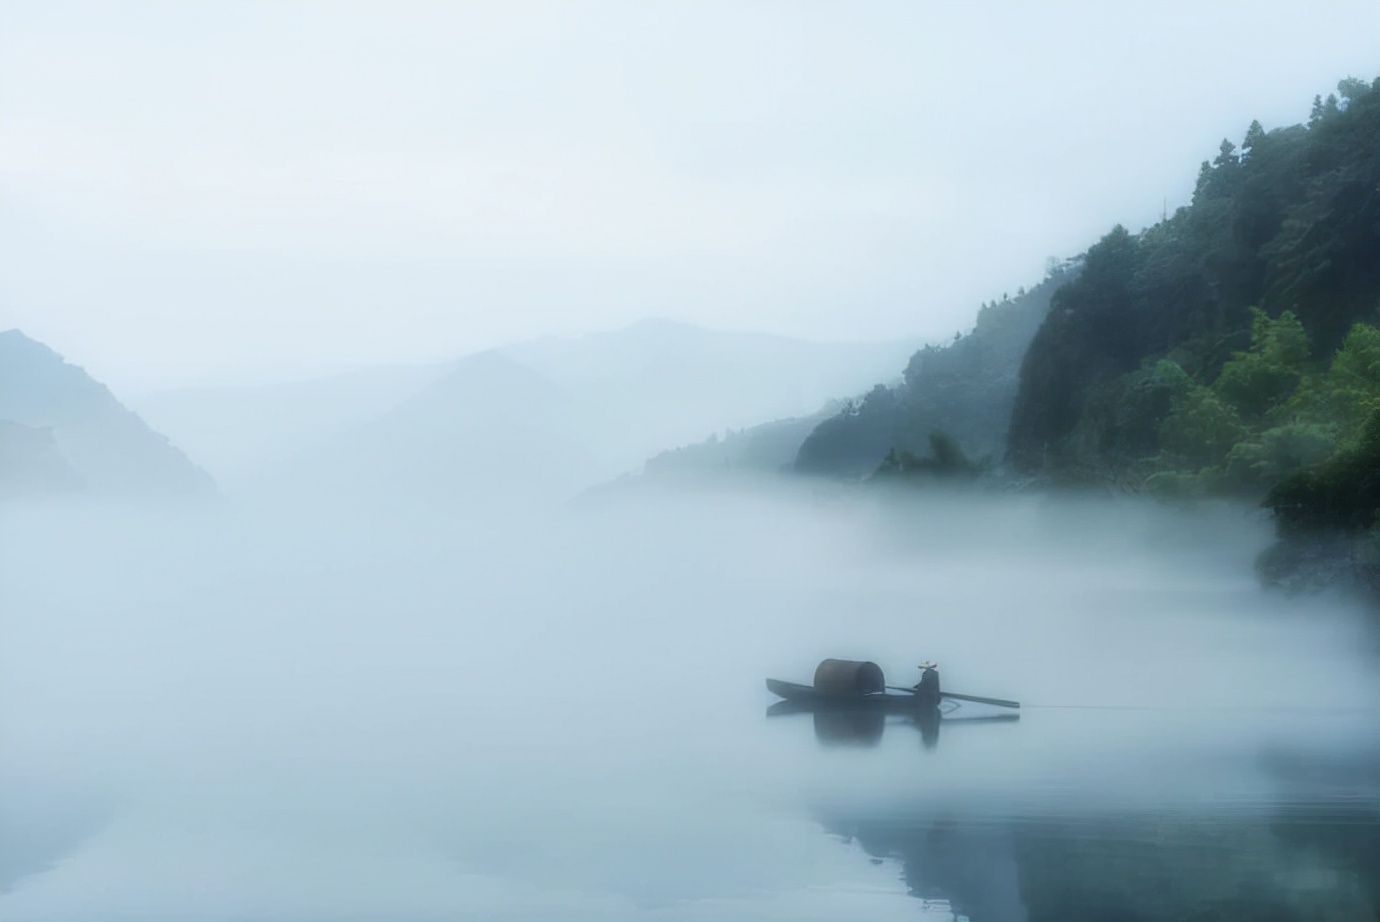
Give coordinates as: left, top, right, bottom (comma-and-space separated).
766, 699, 1016, 749
812, 706, 886, 747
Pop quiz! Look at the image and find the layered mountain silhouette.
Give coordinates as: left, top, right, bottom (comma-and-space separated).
0, 330, 214, 498
498, 318, 916, 455
140, 320, 917, 502
264, 350, 579, 507
135, 361, 451, 483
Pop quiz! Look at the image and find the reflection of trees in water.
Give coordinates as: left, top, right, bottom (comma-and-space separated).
784, 705, 1379, 919
1009, 812, 1377, 922
1264, 747, 1380, 917
826, 812, 1025, 921
821, 805, 1380, 922
1270, 805, 1380, 919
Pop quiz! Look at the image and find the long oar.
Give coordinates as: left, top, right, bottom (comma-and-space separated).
886, 687, 1020, 709
943, 691, 1020, 709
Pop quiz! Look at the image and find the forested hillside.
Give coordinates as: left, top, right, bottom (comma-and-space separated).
794, 264, 1075, 478
642, 406, 837, 480
786, 76, 1379, 593
1008, 77, 1380, 482
1001, 76, 1380, 592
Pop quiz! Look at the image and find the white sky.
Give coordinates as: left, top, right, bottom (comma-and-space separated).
2, 1, 1378, 391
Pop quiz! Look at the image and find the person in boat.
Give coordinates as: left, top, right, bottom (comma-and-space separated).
912, 661, 941, 708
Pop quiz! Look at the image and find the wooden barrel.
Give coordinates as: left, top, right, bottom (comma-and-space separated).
812, 658, 885, 695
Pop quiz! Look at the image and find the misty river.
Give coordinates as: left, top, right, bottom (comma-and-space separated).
3, 486, 1378, 921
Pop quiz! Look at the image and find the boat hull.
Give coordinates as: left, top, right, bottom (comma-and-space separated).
766, 678, 932, 709
765, 678, 1020, 742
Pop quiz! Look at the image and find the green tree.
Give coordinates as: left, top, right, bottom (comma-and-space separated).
1320, 321, 1380, 429
1211, 309, 1309, 422
1222, 423, 1336, 489
1284, 319, 1380, 432
1267, 407, 1380, 534
1158, 382, 1247, 469
1337, 76, 1372, 108
1214, 138, 1240, 168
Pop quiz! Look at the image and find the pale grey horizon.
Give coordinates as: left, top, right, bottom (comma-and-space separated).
2, 1, 1378, 392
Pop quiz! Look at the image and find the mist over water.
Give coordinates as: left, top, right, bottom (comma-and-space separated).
6, 4, 1380, 919
3, 485, 1378, 920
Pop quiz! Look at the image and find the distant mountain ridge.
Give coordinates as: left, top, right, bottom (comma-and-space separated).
0, 330, 214, 498
0, 419, 84, 495
134, 361, 452, 483
498, 318, 921, 475
140, 320, 921, 500
638, 403, 842, 482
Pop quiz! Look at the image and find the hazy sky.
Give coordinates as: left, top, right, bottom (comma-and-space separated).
2, 1, 1378, 390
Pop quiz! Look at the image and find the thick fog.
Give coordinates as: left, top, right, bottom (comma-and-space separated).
4, 4, 1380, 919
4, 2, 1379, 390
4, 482, 1378, 919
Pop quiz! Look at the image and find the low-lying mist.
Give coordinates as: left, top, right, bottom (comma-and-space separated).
3, 482, 1378, 919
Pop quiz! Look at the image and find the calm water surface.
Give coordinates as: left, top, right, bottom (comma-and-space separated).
2, 487, 1377, 921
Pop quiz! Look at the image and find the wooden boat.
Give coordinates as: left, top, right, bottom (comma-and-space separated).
765, 682, 1021, 734
766, 658, 1021, 715
766, 678, 927, 708
766, 676, 1020, 716
766, 660, 1018, 749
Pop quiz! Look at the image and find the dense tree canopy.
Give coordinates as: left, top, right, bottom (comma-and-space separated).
795, 264, 1074, 477
794, 75, 1380, 590
1143, 310, 1379, 495
1008, 76, 1380, 477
